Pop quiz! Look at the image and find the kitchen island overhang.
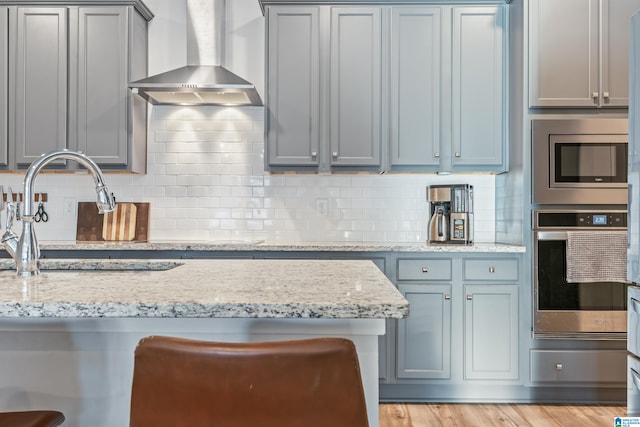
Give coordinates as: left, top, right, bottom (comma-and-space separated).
0, 259, 408, 427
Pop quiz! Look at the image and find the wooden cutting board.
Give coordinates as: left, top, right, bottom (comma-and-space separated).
76, 202, 150, 242
102, 203, 137, 241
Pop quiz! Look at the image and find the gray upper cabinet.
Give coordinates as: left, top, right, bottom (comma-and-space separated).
389, 5, 506, 173
0, 7, 8, 166
12, 7, 68, 167
451, 6, 505, 170
529, 0, 640, 108
3, 1, 150, 172
265, 5, 382, 171
73, 7, 129, 167
389, 7, 441, 168
263, 2, 507, 173
329, 7, 381, 167
265, 6, 320, 167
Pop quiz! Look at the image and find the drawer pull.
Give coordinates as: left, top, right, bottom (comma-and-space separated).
422, 267, 428, 273
556, 363, 563, 371
489, 267, 495, 273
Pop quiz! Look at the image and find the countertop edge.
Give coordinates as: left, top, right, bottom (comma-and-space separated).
38, 241, 527, 253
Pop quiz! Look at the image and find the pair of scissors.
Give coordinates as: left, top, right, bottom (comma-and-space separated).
34, 202, 48, 223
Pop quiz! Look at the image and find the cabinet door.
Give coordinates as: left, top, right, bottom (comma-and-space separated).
601, 0, 640, 107
464, 284, 518, 380
330, 7, 381, 167
14, 7, 68, 166
451, 6, 505, 170
0, 7, 8, 166
389, 7, 441, 168
397, 284, 451, 379
74, 7, 128, 165
529, 0, 598, 107
265, 6, 320, 167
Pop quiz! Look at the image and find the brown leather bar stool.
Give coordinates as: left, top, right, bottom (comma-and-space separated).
130, 335, 369, 427
0, 410, 65, 427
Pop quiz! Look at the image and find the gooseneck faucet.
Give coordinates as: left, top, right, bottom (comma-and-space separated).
2, 149, 116, 276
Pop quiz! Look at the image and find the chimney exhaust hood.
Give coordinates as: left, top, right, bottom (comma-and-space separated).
130, 0, 262, 106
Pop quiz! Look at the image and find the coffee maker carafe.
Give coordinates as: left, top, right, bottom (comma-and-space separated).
427, 184, 473, 244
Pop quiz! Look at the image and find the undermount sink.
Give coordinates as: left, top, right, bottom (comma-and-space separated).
0, 259, 184, 273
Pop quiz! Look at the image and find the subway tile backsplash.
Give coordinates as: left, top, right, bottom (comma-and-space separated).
9, 106, 496, 243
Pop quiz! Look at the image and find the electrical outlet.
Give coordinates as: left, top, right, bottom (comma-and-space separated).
63, 198, 77, 217
316, 198, 328, 216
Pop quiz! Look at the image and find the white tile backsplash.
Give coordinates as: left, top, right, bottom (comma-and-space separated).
5, 106, 495, 243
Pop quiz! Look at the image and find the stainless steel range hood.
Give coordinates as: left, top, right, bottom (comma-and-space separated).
130, 0, 262, 106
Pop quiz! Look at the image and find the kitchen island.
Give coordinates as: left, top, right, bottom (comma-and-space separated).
0, 259, 408, 426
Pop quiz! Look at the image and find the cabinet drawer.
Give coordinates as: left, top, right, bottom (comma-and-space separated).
464, 258, 518, 281
397, 259, 451, 281
530, 350, 626, 384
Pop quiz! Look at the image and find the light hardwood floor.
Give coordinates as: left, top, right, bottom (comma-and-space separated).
379, 403, 626, 427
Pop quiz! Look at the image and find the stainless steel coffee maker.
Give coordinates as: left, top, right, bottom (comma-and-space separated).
427, 184, 473, 244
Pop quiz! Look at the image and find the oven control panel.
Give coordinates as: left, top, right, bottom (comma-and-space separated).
534, 210, 627, 229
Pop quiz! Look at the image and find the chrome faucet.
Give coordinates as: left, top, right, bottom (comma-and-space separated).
2, 149, 116, 276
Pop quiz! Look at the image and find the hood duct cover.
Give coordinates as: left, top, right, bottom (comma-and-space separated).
130, 0, 262, 106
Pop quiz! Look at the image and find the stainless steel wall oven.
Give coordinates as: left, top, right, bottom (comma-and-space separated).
532, 118, 628, 205
533, 210, 628, 339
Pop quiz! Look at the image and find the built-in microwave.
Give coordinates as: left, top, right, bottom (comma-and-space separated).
532, 118, 628, 205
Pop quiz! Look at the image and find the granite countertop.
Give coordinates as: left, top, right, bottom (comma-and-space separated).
0, 259, 409, 319
39, 240, 526, 253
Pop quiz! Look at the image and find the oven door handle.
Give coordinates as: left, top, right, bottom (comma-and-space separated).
535, 231, 568, 240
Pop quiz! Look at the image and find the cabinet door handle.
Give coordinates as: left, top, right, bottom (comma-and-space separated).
421, 267, 429, 273
332, 152, 338, 159
632, 368, 640, 389
311, 151, 317, 159
466, 294, 472, 300
455, 152, 461, 157
489, 266, 495, 273
445, 294, 451, 300
603, 92, 610, 100
434, 152, 440, 158
592, 92, 599, 101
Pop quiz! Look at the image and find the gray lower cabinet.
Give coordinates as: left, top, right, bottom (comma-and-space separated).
397, 284, 452, 379
5, 2, 150, 172
529, 0, 640, 108
387, 254, 521, 399
464, 284, 518, 380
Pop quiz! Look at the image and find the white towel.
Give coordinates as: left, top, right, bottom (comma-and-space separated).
565, 231, 627, 283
